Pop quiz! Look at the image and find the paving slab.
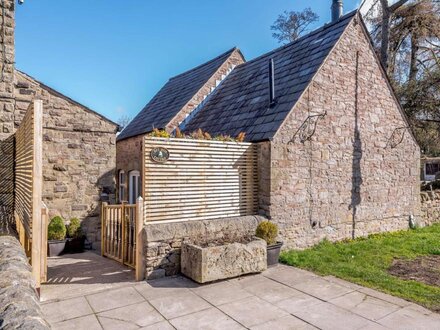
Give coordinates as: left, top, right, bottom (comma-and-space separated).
41, 296, 93, 323
86, 286, 144, 313
330, 291, 400, 321
98, 316, 138, 330
134, 276, 196, 301
262, 265, 317, 287
191, 281, 252, 306
292, 276, 354, 301
218, 296, 289, 328
250, 315, 317, 330
97, 301, 164, 327
235, 275, 304, 303
149, 289, 211, 319
139, 321, 175, 330
42, 251, 135, 302
276, 293, 323, 314
52, 315, 102, 330
41, 255, 440, 330
291, 301, 374, 330
378, 305, 440, 330
170, 307, 245, 330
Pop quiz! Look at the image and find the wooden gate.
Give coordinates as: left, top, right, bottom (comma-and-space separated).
101, 197, 144, 280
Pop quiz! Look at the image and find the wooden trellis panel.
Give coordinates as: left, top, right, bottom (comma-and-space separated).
14, 100, 45, 289
143, 137, 259, 223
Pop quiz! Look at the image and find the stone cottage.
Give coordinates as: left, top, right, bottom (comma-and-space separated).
0, 0, 119, 246
118, 8, 420, 260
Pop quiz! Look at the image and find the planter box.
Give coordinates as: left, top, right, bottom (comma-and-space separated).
181, 238, 267, 283
48, 240, 66, 257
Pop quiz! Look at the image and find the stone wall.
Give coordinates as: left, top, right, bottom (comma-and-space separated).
420, 191, 440, 226
266, 18, 420, 249
14, 71, 118, 247
0, 0, 15, 229
143, 215, 266, 279
0, 0, 15, 140
116, 134, 144, 202
0, 235, 49, 330
165, 49, 245, 132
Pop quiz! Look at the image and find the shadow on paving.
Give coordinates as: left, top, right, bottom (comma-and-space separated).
41, 251, 135, 302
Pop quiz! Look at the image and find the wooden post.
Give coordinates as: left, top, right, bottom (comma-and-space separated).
121, 201, 126, 263
31, 100, 43, 291
40, 203, 49, 284
101, 202, 108, 256
135, 196, 144, 281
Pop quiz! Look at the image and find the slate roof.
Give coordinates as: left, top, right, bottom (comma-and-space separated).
183, 11, 357, 142
117, 47, 240, 141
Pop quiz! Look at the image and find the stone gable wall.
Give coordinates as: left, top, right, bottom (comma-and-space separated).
165, 49, 245, 132
14, 71, 118, 246
267, 18, 420, 249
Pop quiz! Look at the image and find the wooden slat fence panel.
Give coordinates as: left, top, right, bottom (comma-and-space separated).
14, 100, 44, 289
143, 137, 259, 223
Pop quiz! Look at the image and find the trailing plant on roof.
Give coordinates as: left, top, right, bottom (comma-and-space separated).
48, 216, 67, 241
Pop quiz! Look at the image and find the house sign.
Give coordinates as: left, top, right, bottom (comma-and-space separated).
150, 147, 170, 163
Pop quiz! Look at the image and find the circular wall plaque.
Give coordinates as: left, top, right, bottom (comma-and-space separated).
150, 147, 170, 163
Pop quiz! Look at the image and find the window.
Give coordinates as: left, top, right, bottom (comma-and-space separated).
118, 170, 126, 202
129, 170, 141, 204
426, 163, 440, 176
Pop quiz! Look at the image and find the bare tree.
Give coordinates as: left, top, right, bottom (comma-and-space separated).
117, 115, 132, 130
271, 8, 319, 44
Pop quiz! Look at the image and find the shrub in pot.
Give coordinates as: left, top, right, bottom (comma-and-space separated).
65, 218, 86, 253
256, 221, 283, 267
47, 216, 67, 256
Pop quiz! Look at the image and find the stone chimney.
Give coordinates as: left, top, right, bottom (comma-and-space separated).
0, 0, 15, 139
331, 0, 343, 22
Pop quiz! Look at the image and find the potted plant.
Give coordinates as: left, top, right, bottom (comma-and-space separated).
47, 216, 67, 256
65, 218, 86, 253
256, 221, 283, 267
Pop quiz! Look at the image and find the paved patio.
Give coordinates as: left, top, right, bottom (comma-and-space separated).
41, 253, 440, 330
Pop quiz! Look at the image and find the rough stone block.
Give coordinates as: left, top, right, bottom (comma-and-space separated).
181, 238, 267, 283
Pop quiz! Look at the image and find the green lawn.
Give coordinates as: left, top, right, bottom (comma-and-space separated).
280, 224, 440, 311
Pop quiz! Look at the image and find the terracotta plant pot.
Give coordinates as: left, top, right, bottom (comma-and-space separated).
267, 242, 283, 267
47, 240, 66, 257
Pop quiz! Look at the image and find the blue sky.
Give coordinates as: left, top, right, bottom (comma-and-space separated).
15, 0, 362, 122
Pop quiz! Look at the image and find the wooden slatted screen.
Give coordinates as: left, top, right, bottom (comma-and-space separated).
143, 137, 258, 223
14, 100, 44, 289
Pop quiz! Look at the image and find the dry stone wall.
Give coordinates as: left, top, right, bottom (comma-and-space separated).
14, 71, 118, 247
0, 235, 49, 330
267, 18, 420, 249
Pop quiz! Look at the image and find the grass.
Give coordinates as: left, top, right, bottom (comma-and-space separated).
280, 224, 440, 311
